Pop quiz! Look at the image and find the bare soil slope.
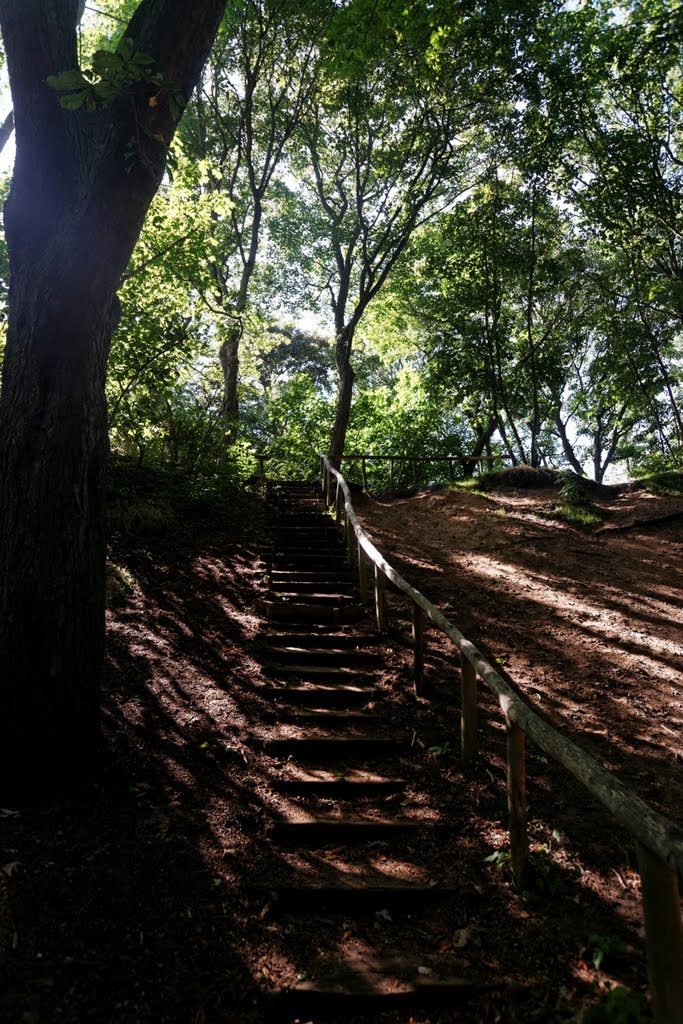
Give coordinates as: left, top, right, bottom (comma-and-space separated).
355, 481, 683, 825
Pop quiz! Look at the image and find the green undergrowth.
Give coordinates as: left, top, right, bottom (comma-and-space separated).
107, 456, 259, 537
450, 465, 557, 498
581, 984, 645, 1023
453, 466, 605, 529
636, 470, 683, 496
474, 465, 558, 490
553, 471, 604, 529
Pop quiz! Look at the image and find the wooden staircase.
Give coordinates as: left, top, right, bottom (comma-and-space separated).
254, 480, 508, 1019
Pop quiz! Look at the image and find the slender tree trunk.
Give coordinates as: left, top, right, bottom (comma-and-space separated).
219, 324, 242, 429
593, 412, 604, 483
329, 326, 355, 465
526, 179, 541, 468
496, 414, 519, 466
217, 200, 262, 443
553, 410, 586, 476
0, 109, 13, 154
463, 415, 496, 476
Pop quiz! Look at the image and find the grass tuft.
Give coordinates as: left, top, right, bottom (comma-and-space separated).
637, 470, 683, 496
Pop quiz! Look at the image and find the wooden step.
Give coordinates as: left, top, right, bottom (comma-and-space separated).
269, 581, 355, 595
267, 645, 378, 665
269, 570, 354, 582
269, 817, 422, 845
274, 768, 405, 796
267, 551, 347, 565
258, 601, 364, 625
264, 664, 372, 683
266, 589, 356, 602
266, 973, 507, 1016
259, 683, 375, 706
258, 882, 459, 911
266, 628, 375, 648
265, 558, 349, 573
263, 736, 407, 759
270, 512, 326, 524
265, 707, 377, 726
270, 534, 339, 547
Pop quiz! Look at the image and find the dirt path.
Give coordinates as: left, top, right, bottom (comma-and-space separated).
1, 483, 679, 1023
355, 483, 683, 826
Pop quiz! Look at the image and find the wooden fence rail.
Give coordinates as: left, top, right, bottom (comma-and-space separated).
229, 452, 512, 491
320, 454, 683, 1024
329, 452, 511, 493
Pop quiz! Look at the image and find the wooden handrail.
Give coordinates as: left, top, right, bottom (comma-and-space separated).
320, 454, 683, 1024
330, 454, 506, 462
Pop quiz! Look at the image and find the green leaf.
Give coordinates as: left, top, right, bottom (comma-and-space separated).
131, 51, 155, 67
93, 81, 120, 103
46, 70, 89, 91
91, 49, 123, 76
117, 36, 134, 61
59, 90, 88, 110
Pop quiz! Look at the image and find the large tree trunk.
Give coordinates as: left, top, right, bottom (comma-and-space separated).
0, 262, 116, 792
0, 0, 226, 798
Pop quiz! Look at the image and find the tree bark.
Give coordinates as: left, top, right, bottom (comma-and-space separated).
329, 326, 355, 465
463, 415, 496, 476
0, 0, 226, 798
553, 410, 586, 476
219, 324, 242, 430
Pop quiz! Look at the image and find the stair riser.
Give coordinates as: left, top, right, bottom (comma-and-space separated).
260, 606, 364, 625
259, 887, 457, 911
264, 668, 373, 685
265, 984, 503, 1017
264, 739, 406, 758
269, 583, 355, 596
269, 822, 420, 845
266, 631, 375, 648
265, 651, 378, 666
265, 557, 349, 570
262, 593, 358, 606
259, 687, 374, 707
274, 780, 405, 797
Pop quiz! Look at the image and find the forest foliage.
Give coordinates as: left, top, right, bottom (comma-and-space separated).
0, 0, 681, 488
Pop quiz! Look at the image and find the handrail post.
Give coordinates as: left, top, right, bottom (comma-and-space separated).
361, 457, 368, 492
358, 543, 369, 602
374, 565, 387, 632
507, 721, 529, 890
389, 458, 395, 495
412, 602, 425, 696
335, 480, 343, 523
326, 464, 334, 506
345, 513, 354, 567
636, 842, 683, 1024
460, 656, 478, 764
